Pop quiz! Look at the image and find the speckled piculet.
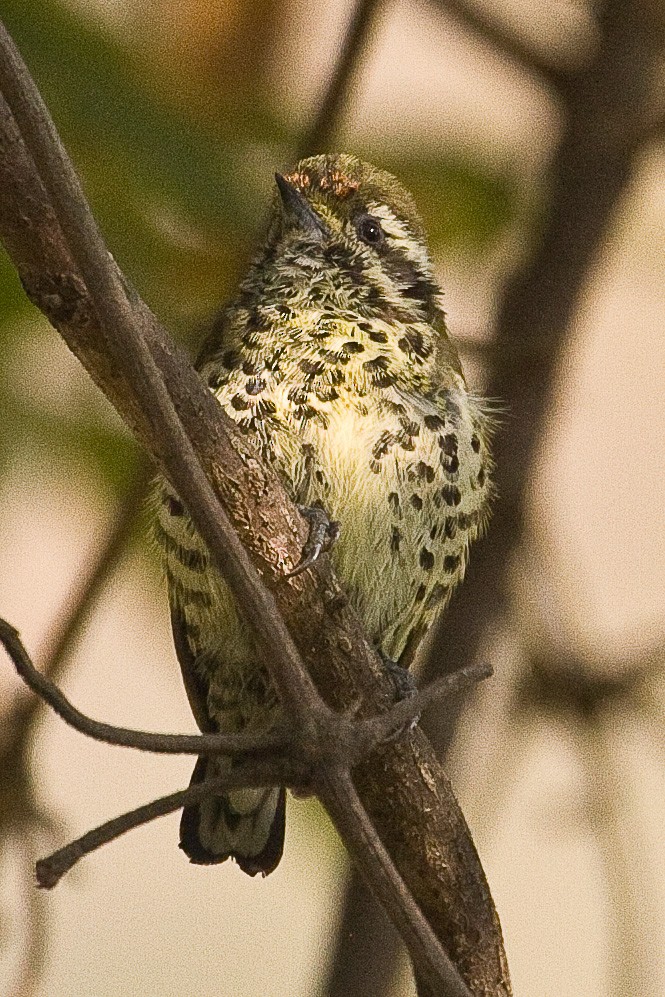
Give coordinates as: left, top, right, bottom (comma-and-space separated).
152, 154, 493, 876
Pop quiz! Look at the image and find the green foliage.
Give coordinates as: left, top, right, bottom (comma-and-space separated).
0, 0, 520, 506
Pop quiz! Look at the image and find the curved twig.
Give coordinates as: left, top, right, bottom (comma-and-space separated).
0, 618, 290, 757
35, 760, 304, 890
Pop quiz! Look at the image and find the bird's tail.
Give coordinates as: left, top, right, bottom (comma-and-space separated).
180, 756, 286, 876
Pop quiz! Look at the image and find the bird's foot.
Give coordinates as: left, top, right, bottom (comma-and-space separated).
285, 504, 341, 578
380, 653, 420, 739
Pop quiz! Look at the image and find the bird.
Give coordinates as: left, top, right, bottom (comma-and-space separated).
151, 153, 493, 876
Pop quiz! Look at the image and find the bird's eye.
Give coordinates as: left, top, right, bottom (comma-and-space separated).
356, 215, 385, 246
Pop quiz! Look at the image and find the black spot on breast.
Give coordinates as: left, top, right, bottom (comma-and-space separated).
397, 337, 410, 354
419, 547, 435, 570
477, 466, 486, 486
458, 512, 476, 530
424, 414, 446, 432
444, 516, 457, 539
403, 328, 431, 359
315, 386, 339, 403
441, 485, 462, 506
368, 329, 388, 343
242, 359, 259, 375
255, 398, 276, 418
440, 445, 459, 472
288, 387, 309, 405
399, 417, 420, 437
231, 393, 250, 411
440, 433, 458, 457
416, 461, 435, 483
344, 341, 365, 354
264, 348, 284, 372
388, 491, 400, 512
425, 583, 448, 610
246, 378, 266, 395
295, 404, 326, 426
471, 434, 481, 453
168, 496, 184, 517
443, 554, 461, 573
415, 583, 427, 602
443, 453, 459, 474
391, 526, 401, 553
398, 434, 416, 452
241, 331, 262, 349
430, 524, 438, 540
410, 494, 423, 511
208, 371, 228, 389
372, 431, 396, 459
300, 358, 326, 377
363, 356, 389, 372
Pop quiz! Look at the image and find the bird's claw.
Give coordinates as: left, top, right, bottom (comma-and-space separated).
285, 504, 341, 578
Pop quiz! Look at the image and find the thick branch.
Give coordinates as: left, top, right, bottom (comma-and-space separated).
0, 20, 509, 995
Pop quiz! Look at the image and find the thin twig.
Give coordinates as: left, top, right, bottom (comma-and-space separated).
0, 613, 491, 769
0, 618, 290, 757
36, 761, 302, 889
296, 0, 382, 159
358, 661, 493, 745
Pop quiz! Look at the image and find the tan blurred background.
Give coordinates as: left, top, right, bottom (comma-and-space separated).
0, 1, 664, 995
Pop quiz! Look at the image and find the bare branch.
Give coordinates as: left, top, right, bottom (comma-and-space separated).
0, 618, 289, 757
319, 770, 474, 997
359, 661, 493, 745
35, 761, 301, 890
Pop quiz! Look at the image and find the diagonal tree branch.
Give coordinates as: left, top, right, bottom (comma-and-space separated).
0, 19, 510, 996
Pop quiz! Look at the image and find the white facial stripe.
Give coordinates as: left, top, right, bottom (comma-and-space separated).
366, 202, 432, 273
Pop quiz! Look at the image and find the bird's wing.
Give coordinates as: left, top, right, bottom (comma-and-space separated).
170, 605, 216, 733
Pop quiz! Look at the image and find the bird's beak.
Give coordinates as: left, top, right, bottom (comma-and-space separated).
275, 173, 328, 240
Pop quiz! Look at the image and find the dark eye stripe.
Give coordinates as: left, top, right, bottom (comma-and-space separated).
383, 249, 437, 304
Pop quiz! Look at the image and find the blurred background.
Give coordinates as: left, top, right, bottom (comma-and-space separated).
0, 0, 664, 994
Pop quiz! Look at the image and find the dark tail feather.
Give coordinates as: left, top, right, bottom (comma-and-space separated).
179, 756, 286, 877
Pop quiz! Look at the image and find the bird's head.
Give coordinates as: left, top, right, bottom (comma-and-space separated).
267, 154, 443, 324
